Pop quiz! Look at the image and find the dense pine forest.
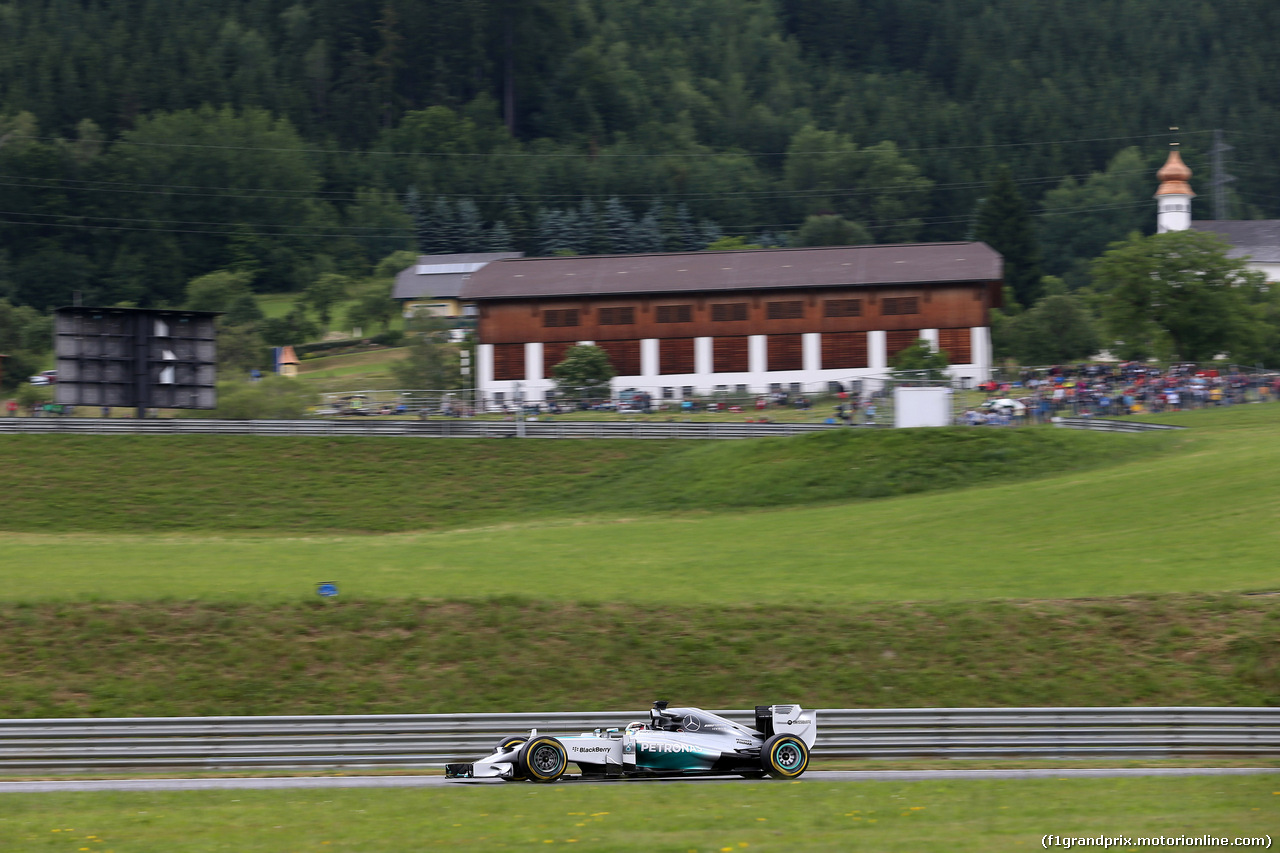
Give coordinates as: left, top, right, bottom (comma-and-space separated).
2, 0, 1280, 375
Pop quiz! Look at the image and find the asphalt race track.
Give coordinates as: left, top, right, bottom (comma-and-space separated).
3, 768, 1278, 794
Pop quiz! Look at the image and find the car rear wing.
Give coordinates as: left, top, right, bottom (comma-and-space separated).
755, 704, 817, 748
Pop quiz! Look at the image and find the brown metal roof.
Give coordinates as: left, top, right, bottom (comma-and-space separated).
461, 243, 1002, 300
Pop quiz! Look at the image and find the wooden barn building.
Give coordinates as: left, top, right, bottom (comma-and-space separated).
461, 242, 1003, 405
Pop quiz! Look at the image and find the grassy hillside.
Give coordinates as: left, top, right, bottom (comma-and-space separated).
4, 408, 1279, 604
1, 406, 1276, 719
0, 426, 1175, 534
1, 595, 1274, 718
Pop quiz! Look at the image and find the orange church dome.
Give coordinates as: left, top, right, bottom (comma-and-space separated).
1155, 149, 1195, 197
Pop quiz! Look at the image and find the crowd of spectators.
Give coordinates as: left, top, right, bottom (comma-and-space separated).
966, 363, 1280, 425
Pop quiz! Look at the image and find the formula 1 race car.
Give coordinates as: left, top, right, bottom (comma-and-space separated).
444, 701, 817, 783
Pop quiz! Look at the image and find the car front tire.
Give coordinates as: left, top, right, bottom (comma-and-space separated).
518, 735, 568, 783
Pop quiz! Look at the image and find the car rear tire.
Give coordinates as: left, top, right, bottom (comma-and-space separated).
518, 735, 568, 783
761, 733, 809, 779
495, 735, 528, 780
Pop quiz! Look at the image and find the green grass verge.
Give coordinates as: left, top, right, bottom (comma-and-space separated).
3, 415, 1277, 603
4, 407, 1280, 603
292, 347, 411, 391
0, 406, 1276, 720
2, 777, 1275, 852
0, 424, 1178, 535
254, 293, 300, 321
255, 293, 404, 335
1, 595, 1274, 718
295, 347, 409, 376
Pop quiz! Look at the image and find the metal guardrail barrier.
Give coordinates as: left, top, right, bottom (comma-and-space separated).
0, 416, 1206, 438
0, 418, 839, 439
1, 708, 1275, 772
1053, 418, 1187, 433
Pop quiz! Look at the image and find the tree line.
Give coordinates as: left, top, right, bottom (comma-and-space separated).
4, 0, 1280, 386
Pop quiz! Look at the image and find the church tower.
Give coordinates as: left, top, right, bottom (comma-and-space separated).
1155, 146, 1194, 233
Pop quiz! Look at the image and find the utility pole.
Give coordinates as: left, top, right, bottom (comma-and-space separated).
1209, 128, 1236, 221
514, 381, 525, 438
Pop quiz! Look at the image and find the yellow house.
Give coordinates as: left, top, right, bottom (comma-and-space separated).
393, 252, 523, 320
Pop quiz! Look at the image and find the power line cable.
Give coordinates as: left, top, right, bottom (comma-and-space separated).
0, 192, 1158, 240
3, 129, 1218, 159
0, 208, 412, 233
0, 165, 1154, 208
0, 213, 411, 239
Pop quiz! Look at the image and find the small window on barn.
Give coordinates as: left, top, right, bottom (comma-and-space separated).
712, 336, 749, 373
711, 302, 748, 322
598, 306, 635, 325
767, 300, 804, 320
821, 331, 868, 369
766, 333, 803, 370
885, 329, 920, 359
659, 338, 695, 375
881, 297, 919, 316
823, 298, 862, 318
656, 304, 693, 323
493, 343, 526, 381
543, 308, 580, 328
596, 339, 641, 376
937, 328, 972, 364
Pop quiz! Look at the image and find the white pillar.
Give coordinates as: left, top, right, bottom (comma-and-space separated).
478, 343, 494, 387
526, 342, 544, 381
869, 330, 887, 371
694, 337, 712, 375
640, 338, 659, 378
802, 332, 821, 371
921, 328, 939, 350
748, 335, 767, 374
476, 344, 494, 410
971, 326, 992, 379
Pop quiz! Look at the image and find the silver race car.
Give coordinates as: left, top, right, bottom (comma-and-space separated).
444, 701, 816, 783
